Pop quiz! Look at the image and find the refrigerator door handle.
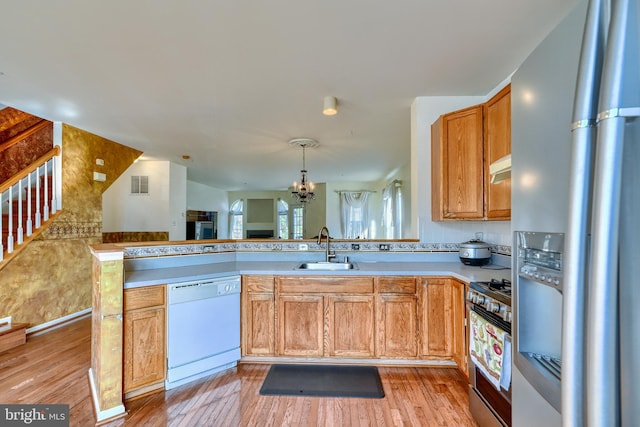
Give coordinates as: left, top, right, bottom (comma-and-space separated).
587, 0, 638, 425
563, 0, 606, 426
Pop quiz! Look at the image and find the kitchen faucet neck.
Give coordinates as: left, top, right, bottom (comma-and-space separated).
317, 226, 335, 262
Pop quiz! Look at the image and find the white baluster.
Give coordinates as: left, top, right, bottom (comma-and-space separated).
35, 166, 41, 229
50, 158, 57, 215
43, 162, 49, 221
26, 172, 33, 236
17, 178, 23, 245
7, 185, 14, 253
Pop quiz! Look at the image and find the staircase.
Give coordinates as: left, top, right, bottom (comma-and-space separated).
1, 147, 61, 267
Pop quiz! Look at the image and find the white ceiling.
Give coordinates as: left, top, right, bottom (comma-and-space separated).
0, 0, 577, 191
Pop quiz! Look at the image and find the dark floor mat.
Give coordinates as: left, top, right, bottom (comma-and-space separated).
259, 364, 385, 398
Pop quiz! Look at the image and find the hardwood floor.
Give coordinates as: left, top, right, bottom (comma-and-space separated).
0, 317, 478, 426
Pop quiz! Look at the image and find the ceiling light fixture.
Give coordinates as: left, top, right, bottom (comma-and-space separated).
323, 96, 337, 116
289, 138, 319, 203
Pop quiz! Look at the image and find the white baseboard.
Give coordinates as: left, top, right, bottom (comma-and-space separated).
27, 308, 92, 336
88, 368, 126, 423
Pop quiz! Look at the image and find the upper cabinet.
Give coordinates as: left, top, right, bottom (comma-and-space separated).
431, 84, 511, 221
431, 105, 485, 220
483, 85, 511, 219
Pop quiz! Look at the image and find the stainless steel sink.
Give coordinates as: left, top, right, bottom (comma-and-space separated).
296, 262, 357, 271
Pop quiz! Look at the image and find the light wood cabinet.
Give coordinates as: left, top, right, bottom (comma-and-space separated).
419, 277, 469, 374
431, 85, 511, 221
241, 274, 467, 367
431, 105, 485, 220
275, 276, 375, 358
123, 285, 166, 395
242, 275, 276, 356
451, 279, 468, 376
420, 277, 453, 357
376, 277, 418, 358
327, 295, 375, 357
484, 84, 511, 219
277, 294, 325, 357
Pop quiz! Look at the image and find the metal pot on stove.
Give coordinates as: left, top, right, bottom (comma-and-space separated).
459, 239, 492, 266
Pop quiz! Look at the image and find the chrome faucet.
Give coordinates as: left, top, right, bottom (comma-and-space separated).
317, 226, 336, 262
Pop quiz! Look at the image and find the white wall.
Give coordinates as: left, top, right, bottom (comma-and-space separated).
169, 162, 187, 240
187, 180, 229, 238
103, 160, 181, 233
410, 92, 512, 246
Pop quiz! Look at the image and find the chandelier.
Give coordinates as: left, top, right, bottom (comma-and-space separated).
289, 138, 318, 203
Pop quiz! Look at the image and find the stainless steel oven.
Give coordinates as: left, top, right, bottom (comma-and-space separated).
467, 279, 512, 427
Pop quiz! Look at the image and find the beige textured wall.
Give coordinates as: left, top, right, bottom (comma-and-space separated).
0, 124, 141, 327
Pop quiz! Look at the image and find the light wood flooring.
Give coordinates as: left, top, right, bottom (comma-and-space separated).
0, 317, 478, 426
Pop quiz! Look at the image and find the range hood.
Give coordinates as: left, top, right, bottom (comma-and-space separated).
489, 154, 511, 184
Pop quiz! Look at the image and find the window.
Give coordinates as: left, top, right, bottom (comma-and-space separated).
339, 192, 371, 239
277, 199, 289, 239
381, 180, 403, 239
130, 176, 149, 194
229, 199, 244, 239
290, 205, 305, 239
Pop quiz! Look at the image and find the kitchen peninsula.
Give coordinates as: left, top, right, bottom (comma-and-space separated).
88, 239, 511, 423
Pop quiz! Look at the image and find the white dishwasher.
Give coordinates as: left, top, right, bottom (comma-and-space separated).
166, 275, 241, 390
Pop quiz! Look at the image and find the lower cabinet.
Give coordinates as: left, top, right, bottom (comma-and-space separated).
451, 279, 468, 376
123, 285, 166, 395
242, 276, 276, 356
277, 295, 325, 357
240, 274, 467, 370
327, 295, 375, 357
420, 277, 453, 357
276, 276, 375, 358
419, 277, 469, 374
376, 277, 418, 358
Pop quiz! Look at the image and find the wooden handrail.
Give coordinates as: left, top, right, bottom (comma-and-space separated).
0, 120, 50, 154
0, 146, 60, 194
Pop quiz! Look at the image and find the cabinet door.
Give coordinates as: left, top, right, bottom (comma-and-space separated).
326, 295, 375, 357
242, 276, 275, 356
484, 84, 511, 219
451, 280, 468, 376
243, 293, 275, 356
277, 295, 324, 357
431, 105, 484, 220
420, 278, 453, 357
377, 295, 418, 358
123, 306, 166, 393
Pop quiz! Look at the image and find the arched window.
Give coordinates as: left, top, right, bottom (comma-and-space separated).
229, 199, 244, 239
277, 199, 289, 239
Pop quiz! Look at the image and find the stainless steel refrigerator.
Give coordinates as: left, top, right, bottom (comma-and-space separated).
511, 0, 639, 425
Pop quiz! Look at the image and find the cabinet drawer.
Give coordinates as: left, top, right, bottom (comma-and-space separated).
124, 285, 166, 311
277, 276, 374, 294
377, 277, 417, 294
243, 275, 275, 293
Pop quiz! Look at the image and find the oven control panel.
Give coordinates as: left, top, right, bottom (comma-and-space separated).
467, 289, 512, 322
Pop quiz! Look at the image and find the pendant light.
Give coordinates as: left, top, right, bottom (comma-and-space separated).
289, 138, 318, 203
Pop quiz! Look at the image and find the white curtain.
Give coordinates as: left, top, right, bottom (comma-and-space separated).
381, 180, 403, 239
340, 192, 371, 239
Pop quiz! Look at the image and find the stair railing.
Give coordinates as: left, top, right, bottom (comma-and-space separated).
1, 146, 60, 261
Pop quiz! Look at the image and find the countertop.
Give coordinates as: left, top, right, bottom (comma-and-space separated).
124, 260, 511, 289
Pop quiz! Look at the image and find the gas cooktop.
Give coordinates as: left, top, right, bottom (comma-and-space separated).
469, 278, 512, 305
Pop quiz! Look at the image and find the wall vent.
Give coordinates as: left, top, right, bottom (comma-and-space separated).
131, 176, 149, 194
